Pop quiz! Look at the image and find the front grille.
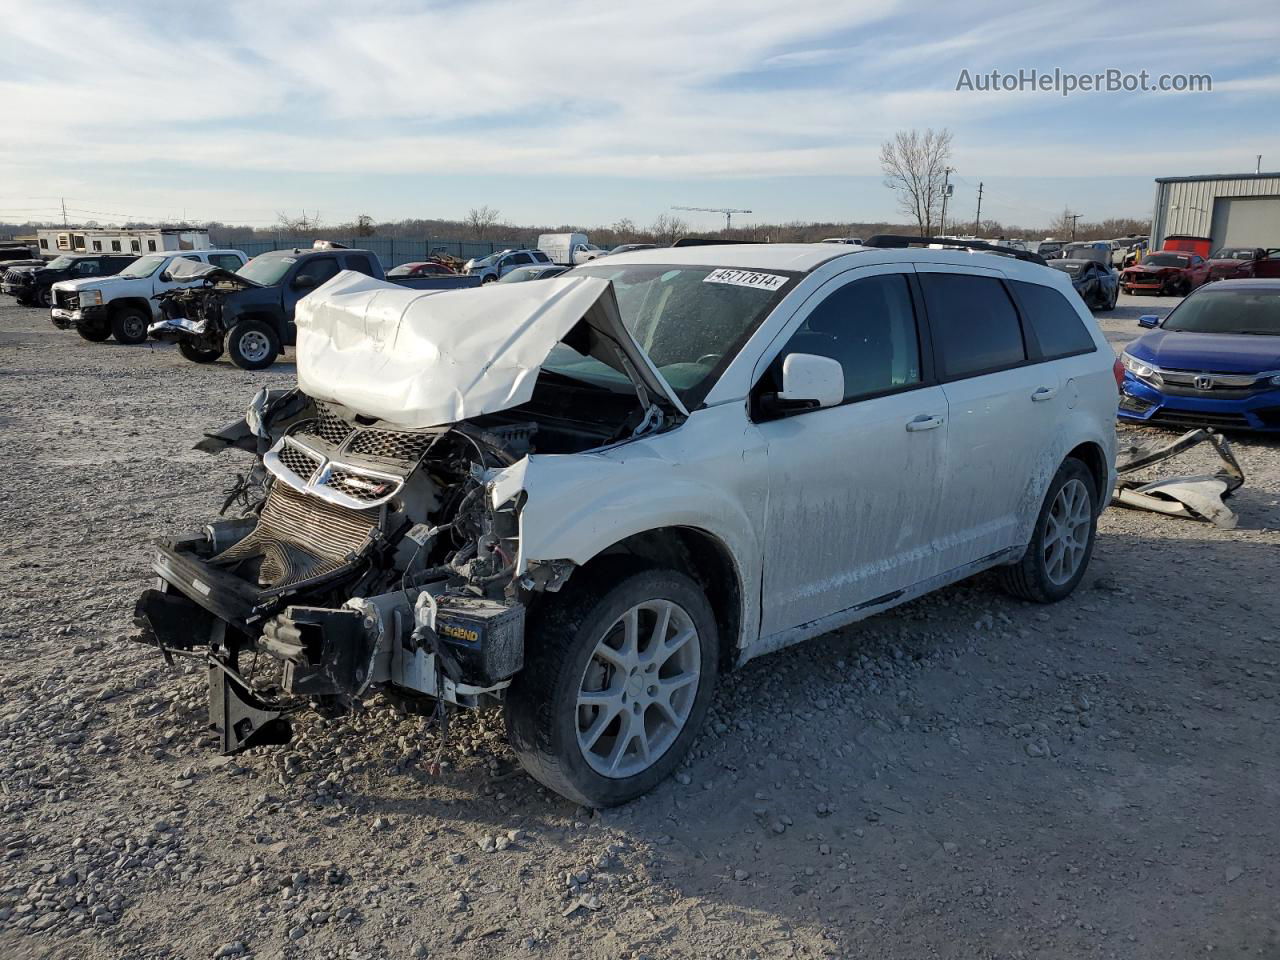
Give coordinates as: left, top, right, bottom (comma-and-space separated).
345, 428, 435, 461
1150, 410, 1251, 429
325, 468, 397, 503
55, 289, 79, 310
277, 443, 321, 481
212, 481, 379, 588
3, 269, 30, 285
304, 402, 435, 463
307, 404, 353, 445
1118, 395, 1155, 414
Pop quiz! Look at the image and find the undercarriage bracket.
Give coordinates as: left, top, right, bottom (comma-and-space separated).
208, 660, 292, 754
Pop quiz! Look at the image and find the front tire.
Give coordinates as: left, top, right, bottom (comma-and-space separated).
111, 306, 150, 344
225, 319, 280, 370
998, 458, 1098, 604
178, 338, 222, 363
505, 566, 719, 807
35, 287, 52, 308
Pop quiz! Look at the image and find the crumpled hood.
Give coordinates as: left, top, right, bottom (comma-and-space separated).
295, 271, 688, 429
1130, 330, 1280, 373
162, 258, 261, 288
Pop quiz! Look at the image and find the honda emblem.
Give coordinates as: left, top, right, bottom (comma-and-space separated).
1194, 375, 1213, 390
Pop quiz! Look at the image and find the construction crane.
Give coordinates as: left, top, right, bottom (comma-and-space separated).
672, 205, 752, 230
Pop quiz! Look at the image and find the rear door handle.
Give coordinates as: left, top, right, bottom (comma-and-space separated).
906, 414, 945, 432
1031, 386, 1058, 401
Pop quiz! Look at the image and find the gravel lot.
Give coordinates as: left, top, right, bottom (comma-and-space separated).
1, 292, 1277, 960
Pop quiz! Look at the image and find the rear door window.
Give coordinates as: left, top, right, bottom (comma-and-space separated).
919, 273, 1025, 379
343, 254, 376, 277
1011, 280, 1097, 360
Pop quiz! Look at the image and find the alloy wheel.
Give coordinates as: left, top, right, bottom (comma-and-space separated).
575, 598, 701, 778
1042, 478, 1092, 585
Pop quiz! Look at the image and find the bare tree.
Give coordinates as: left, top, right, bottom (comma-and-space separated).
276, 210, 323, 234
648, 213, 687, 246
879, 128, 953, 236
611, 217, 637, 237
354, 214, 375, 237
466, 206, 501, 240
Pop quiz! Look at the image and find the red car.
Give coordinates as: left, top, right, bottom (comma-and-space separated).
1120, 251, 1210, 296
386, 260, 457, 278
1206, 246, 1280, 282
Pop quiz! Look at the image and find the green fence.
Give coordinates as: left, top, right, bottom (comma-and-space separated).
220, 236, 532, 268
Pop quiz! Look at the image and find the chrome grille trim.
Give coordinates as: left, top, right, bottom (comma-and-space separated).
265, 435, 407, 510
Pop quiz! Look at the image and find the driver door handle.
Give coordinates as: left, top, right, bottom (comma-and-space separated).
906, 414, 945, 432
1031, 386, 1058, 401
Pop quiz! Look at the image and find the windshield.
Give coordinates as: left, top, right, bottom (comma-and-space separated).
1161, 289, 1280, 335
470, 253, 498, 268
46, 256, 74, 270
237, 255, 295, 286
550, 263, 796, 402
1142, 254, 1190, 268
1050, 261, 1086, 277
1211, 248, 1255, 260
117, 254, 167, 279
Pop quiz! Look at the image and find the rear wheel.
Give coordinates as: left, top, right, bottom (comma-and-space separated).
998, 458, 1098, 604
226, 319, 280, 370
178, 338, 222, 363
505, 566, 719, 807
75, 319, 111, 342
481, 274, 497, 284
111, 306, 150, 344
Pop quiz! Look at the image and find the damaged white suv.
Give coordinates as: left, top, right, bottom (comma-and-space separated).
135, 241, 1118, 806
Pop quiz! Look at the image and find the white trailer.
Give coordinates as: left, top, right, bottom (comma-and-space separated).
35, 227, 211, 258
536, 233, 606, 266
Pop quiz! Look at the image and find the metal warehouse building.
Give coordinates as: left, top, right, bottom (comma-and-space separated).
1150, 172, 1280, 249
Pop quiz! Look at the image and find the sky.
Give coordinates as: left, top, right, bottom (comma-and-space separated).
1, 0, 1278, 232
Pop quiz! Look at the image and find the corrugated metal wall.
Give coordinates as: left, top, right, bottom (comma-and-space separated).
1152, 177, 1280, 248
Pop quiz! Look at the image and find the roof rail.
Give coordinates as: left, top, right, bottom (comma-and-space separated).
670, 237, 762, 247
862, 234, 1047, 266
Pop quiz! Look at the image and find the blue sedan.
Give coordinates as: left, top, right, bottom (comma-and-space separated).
1118, 279, 1280, 432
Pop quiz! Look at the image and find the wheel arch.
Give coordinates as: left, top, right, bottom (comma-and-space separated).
1065, 440, 1108, 507
572, 525, 745, 676
108, 296, 152, 316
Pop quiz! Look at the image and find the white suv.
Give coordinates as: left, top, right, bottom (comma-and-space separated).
136, 243, 1118, 807
463, 248, 552, 283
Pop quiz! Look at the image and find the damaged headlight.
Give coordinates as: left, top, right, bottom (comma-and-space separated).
1121, 351, 1157, 381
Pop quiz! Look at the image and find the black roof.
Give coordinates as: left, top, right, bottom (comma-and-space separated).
1201, 278, 1280, 292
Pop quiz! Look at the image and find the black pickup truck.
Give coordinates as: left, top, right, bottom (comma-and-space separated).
1, 253, 138, 307
151, 245, 482, 369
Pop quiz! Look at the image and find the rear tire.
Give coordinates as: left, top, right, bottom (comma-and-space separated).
505, 565, 719, 807
111, 306, 150, 345
225, 319, 280, 370
178, 338, 222, 363
75, 319, 111, 343
998, 458, 1098, 604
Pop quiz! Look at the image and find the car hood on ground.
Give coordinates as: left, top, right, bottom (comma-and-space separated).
1129, 330, 1280, 373
295, 271, 689, 430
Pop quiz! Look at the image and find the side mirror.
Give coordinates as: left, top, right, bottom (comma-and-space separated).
293, 274, 316, 290
1138, 315, 1160, 328
776, 353, 845, 411
158, 270, 172, 282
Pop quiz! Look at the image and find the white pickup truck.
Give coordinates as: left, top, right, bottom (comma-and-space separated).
50, 248, 247, 344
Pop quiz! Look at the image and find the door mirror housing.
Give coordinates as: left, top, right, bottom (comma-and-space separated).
293, 274, 316, 290
1137, 315, 1160, 328
775, 353, 845, 411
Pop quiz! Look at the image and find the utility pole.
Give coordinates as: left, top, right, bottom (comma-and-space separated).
938, 167, 954, 235
1067, 213, 1081, 240
61, 197, 68, 227
1257, 154, 1263, 175
973, 182, 984, 235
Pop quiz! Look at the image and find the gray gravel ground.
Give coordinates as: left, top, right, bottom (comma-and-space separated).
1, 293, 1277, 960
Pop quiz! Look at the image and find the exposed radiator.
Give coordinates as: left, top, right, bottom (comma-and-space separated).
212, 481, 379, 588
